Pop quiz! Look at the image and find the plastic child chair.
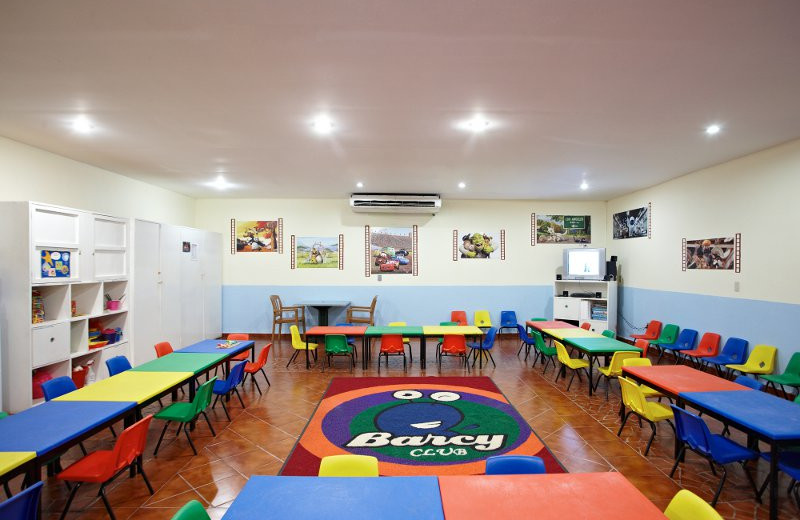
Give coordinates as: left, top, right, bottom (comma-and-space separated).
516, 324, 537, 360
649, 324, 679, 363
154, 378, 217, 456
532, 330, 557, 374
634, 338, 651, 359
485, 455, 546, 475
554, 341, 590, 391
439, 335, 470, 373
621, 357, 663, 398
498, 311, 518, 334
378, 334, 406, 373
468, 327, 497, 368
726, 345, 777, 378
762, 352, 800, 398
474, 310, 492, 328
601, 329, 616, 339
335, 323, 359, 361
435, 321, 458, 360
450, 310, 468, 326
244, 344, 272, 394
580, 322, 591, 330
41, 376, 78, 401
319, 455, 379, 477
702, 337, 748, 377
228, 333, 251, 361
388, 321, 413, 363
663, 489, 723, 520
287, 325, 318, 367
171, 500, 211, 520
212, 361, 247, 420
631, 320, 662, 342
733, 375, 764, 391
105, 355, 132, 376
682, 332, 721, 368
656, 328, 697, 364
0, 481, 43, 520
618, 377, 674, 455
323, 334, 354, 372
154, 342, 174, 358
594, 351, 641, 400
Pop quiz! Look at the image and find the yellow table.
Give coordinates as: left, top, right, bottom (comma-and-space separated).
0, 451, 35, 478
54, 371, 193, 404
422, 326, 484, 336
542, 328, 603, 340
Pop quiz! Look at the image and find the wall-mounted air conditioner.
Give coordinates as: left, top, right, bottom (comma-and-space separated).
350, 193, 442, 214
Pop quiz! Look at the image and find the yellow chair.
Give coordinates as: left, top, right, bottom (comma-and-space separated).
594, 351, 641, 400
725, 344, 777, 377
389, 321, 413, 364
286, 325, 317, 367
474, 310, 492, 328
318, 455, 379, 477
663, 489, 723, 520
554, 341, 590, 391
618, 377, 674, 455
621, 357, 663, 398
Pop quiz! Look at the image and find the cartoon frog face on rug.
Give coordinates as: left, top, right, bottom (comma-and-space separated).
374, 391, 465, 436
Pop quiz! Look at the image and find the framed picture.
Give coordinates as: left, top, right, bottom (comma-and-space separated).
367, 226, 415, 275
293, 236, 340, 269
613, 205, 650, 239
232, 219, 281, 253
535, 215, 591, 244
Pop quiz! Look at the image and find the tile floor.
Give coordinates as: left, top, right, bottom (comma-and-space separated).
18, 335, 798, 519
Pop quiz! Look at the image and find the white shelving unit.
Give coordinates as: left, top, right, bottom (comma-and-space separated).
0, 202, 131, 412
553, 279, 617, 333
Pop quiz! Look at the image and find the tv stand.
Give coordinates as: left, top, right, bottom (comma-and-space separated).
553, 279, 617, 333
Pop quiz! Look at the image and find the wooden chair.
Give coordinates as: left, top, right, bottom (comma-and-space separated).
346, 296, 378, 326
270, 295, 305, 347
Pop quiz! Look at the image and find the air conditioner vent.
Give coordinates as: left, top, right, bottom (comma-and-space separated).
350, 193, 442, 214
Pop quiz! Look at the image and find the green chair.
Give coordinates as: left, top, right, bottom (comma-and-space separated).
760, 352, 800, 398
532, 330, 557, 374
649, 324, 679, 364
153, 378, 217, 456
0, 411, 7, 420
171, 500, 210, 520
323, 334, 354, 372
602, 329, 616, 339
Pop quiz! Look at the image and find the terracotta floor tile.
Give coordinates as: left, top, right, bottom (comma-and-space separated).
194, 474, 249, 507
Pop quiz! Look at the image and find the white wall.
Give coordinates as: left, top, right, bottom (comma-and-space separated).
0, 136, 195, 225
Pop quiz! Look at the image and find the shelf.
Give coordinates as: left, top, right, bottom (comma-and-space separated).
69, 308, 128, 322
31, 318, 69, 329
70, 340, 128, 360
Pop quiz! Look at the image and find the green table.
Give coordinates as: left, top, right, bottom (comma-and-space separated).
364, 326, 425, 369
562, 337, 641, 396
132, 353, 227, 374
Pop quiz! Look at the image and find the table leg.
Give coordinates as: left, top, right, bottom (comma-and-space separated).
305, 337, 310, 370
588, 354, 594, 396
769, 442, 778, 520
318, 306, 330, 326
420, 336, 426, 369
362, 337, 369, 370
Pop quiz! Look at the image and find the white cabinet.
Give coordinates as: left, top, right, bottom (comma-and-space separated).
31, 322, 69, 367
552, 280, 617, 333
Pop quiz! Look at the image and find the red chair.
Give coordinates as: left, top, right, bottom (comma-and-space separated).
228, 333, 251, 361
635, 338, 651, 359
58, 415, 154, 520
244, 344, 272, 394
631, 320, 662, 341
580, 322, 591, 330
154, 341, 173, 358
450, 311, 468, 326
439, 335, 470, 372
682, 332, 721, 367
378, 334, 406, 373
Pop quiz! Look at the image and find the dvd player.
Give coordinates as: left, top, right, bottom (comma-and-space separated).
570, 292, 597, 297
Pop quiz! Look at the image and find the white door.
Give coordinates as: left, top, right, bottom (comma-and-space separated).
160, 225, 183, 348
133, 220, 162, 364
202, 231, 222, 339
179, 228, 204, 346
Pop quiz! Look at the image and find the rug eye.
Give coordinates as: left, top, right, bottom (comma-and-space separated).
430, 391, 460, 402
393, 390, 423, 400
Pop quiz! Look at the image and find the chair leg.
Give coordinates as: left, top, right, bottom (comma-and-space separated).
219, 397, 231, 421
711, 466, 728, 506
3, 481, 11, 499
567, 370, 577, 391
488, 350, 496, 368
250, 373, 263, 395
138, 459, 154, 494
260, 368, 271, 386
644, 420, 657, 455
234, 387, 246, 408
669, 444, 686, 477
153, 421, 171, 456
98, 484, 117, 520
617, 411, 632, 436
201, 411, 216, 436
742, 462, 762, 503
59, 482, 82, 520
183, 423, 198, 455
108, 424, 117, 438
286, 350, 299, 368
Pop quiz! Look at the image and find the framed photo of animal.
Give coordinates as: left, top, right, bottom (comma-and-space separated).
231, 219, 283, 253
292, 236, 340, 269
454, 230, 504, 260
535, 215, 591, 244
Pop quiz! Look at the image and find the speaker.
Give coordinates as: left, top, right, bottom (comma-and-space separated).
606, 256, 618, 280
595, 292, 602, 298
562, 291, 569, 297
556, 274, 562, 280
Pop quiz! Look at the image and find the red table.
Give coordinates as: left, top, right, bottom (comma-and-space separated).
526, 320, 577, 331
438, 472, 666, 519
622, 365, 750, 399
304, 326, 368, 369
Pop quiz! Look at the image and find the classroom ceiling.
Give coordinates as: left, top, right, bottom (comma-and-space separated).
1, 1, 799, 200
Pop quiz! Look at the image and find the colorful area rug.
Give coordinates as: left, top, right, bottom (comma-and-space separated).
281, 376, 565, 476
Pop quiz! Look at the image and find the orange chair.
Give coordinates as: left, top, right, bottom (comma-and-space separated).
631, 320, 662, 341
154, 342, 173, 358
580, 322, 591, 330
244, 344, 272, 394
58, 415, 154, 520
635, 338, 651, 359
450, 311, 468, 326
228, 333, 251, 361
378, 334, 406, 373
439, 335, 470, 372
682, 332, 721, 367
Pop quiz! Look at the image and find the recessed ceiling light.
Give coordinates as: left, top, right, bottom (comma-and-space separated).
457, 114, 492, 133
311, 114, 335, 135
705, 123, 722, 136
207, 175, 233, 191
580, 180, 589, 191
458, 182, 466, 189
356, 181, 364, 189
71, 115, 95, 134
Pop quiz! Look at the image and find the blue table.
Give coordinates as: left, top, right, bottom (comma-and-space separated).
223, 476, 444, 520
175, 339, 254, 358
681, 390, 800, 520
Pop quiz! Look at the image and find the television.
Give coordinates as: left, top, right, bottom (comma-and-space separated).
563, 247, 606, 280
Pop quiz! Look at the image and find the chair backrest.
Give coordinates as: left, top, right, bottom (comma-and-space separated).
634, 338, 650, 358
516, 324, 534, 343
0, 481, 43, 520
368, 296, 378, 312
608, 351, 641, 374
388, 321, 407, 327
269, 295, 281, 315
485, 455, 546, 475
644, 320, 662, 338
696, 333, 721, 356
171, 500, 211, 520
227, 333, 249, 341
380, 334, 405, 353
482, 327, 497, 349
554, 341, 570, 364
318, 454, 379, 477
720, 337, 748, 363
734, 375, 764, 391
41, 376, 77, 401
325, 334, 350, 354
675, 329, 698, 350
656, 324, 679, 344
529, 317, 547, 322
450, 311, 468, 326
601, 329, 616, 339
154, 341, 174, 358
441, 334, 467, 353
290, 325, 303, 348
670, 405, 711, 456
618, 377, 647, 415
440, 321, 458, 327
531, 330, 550, 353
580, 322, 591, 330
250, 345, 272, 369
746, 345, 777, 372
783, 352, 800, 376
193, 378, 217, 414
229, 361, 247, 387
474, 310, 492, 327
106, 355, 132, 376
112, 415, 153, 471
500, 311, 517, 327
663, 489, 723, 520
622, 357, 652, 368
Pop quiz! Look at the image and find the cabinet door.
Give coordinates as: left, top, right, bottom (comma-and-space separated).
201, 231, 222, 340
553, 297, 580, 321
30, 205, 82, 283
93, 215, 127, 279
179, 228, 204, 346
32, 322, 69, 367
160, 224, 183, 348
133, 220, 163, 365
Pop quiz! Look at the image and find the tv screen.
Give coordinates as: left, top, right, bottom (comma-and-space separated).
563, 248, 606, 280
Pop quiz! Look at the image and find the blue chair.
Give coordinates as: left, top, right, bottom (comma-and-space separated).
468, 327, 497, 368
702, 337, 749, 377
41, 376, 78, 401
515, 324, 537, 360
657, 328, 698, 364
335, 323, 358, 360
0, 481, 43, 520
498, 311, 518, 334
669, 405, 760, 506
485, 455, 546, 475
757, 450, 800, 508
212, 361, 247, 420
733, 375, 764, 391
105, 355, 132, 376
